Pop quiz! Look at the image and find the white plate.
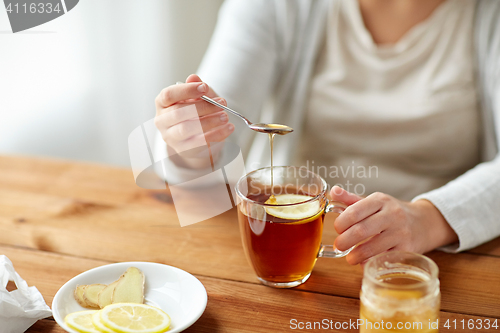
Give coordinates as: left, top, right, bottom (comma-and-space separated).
52, 262, 207, 333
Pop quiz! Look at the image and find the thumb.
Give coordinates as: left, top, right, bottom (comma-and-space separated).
329, 186, 363, 206
186, 74, 218, 98
186, 74, 202, 83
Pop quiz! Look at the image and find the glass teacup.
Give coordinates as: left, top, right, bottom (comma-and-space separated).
235, 166, 353, 288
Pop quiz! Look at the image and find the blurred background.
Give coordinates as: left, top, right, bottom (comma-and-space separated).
0, 0, 224, 166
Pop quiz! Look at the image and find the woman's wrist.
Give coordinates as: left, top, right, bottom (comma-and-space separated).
411, 199, 459, 252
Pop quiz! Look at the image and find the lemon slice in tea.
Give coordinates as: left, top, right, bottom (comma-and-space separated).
265, 194, 321, 220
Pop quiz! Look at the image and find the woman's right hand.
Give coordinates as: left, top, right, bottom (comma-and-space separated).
154, 74, 235, 169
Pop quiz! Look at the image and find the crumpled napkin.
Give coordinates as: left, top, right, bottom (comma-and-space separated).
0, 255, 52, 333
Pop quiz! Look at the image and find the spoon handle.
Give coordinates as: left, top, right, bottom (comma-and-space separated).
175, 81, 252, 126
200, 95, 251, 126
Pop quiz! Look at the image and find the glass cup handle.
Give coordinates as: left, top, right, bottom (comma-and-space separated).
318, 201, 355, 258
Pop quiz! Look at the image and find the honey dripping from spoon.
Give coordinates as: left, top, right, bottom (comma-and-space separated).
267, 133, 277, 204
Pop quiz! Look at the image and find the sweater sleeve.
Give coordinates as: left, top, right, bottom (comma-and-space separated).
412, 155, 500, 252
197, 0, 278, 120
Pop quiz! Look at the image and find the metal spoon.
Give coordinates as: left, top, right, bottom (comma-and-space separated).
175, 82, 293, 135
201, 95, 293, 135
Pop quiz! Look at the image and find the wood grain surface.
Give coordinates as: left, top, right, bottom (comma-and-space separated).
0, 155, 499, 333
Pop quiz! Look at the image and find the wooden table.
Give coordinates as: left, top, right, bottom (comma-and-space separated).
0, 155, 499, 333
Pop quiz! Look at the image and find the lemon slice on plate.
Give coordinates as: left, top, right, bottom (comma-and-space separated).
65, 310, 100, 333
265, 194, 322, 221
92, 311, 114, 333
100, 303, 171, 333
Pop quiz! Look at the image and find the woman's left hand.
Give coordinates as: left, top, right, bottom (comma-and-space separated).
330, 186, 458, 265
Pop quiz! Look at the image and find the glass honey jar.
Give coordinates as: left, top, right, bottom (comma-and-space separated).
360, 251, 440, 333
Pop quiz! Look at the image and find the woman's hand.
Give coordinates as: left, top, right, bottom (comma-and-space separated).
330, 186, 458, 265
154, 74, 235, 169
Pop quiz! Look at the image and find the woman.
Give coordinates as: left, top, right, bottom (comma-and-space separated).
154, 0, 500, 265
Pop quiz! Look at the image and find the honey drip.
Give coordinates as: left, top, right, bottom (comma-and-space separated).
268, 133, 277, 205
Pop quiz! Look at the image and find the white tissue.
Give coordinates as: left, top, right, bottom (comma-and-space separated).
0, 255, 52, 333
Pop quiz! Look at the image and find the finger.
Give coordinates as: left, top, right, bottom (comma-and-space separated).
186, 74, 218, 98
330, 186, 363, 205
176, 123, 234, 153
156, 82, 209, 108
176, 97, 227, 118
186, 74, 202, 83
155, 98, 227, 129
164, 112, 229, 142
334, 209, 390, 250
200, 112, 229, 133
334, 193, 385, 234
204, 123, 235, 143
344, 230, 398, 265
